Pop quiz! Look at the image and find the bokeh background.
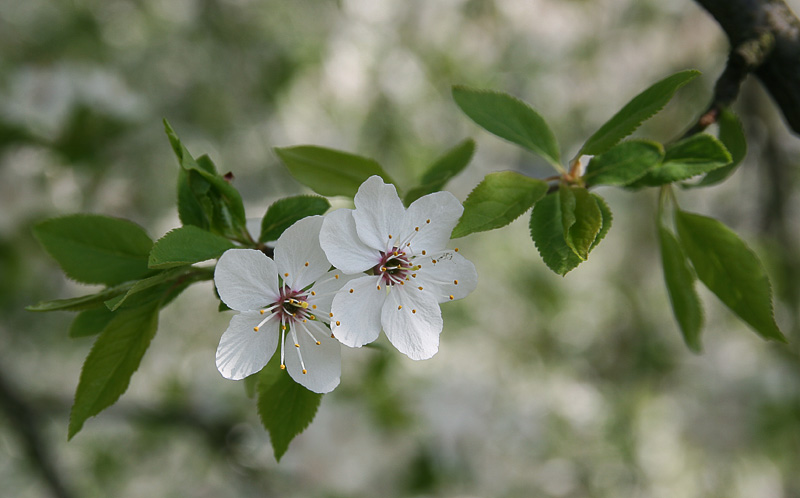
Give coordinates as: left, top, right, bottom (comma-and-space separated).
2, 0, 800, 496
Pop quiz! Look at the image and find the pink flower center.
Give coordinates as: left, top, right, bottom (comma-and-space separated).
374, 247, 413, 286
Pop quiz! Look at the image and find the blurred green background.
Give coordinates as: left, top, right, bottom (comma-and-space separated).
2, 0, 800, 496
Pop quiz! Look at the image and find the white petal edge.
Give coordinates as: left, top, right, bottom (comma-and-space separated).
352, 175, 407, 252
329, 275, 385, 348
216, 311, 279, 380
274, 215, 330, 291
413, 250, 478, 303
320, 208, 379, 274
215, 249, 280, 311
382, 287, 443, 360
405, 190, 464, 255
284, 320, 341, 393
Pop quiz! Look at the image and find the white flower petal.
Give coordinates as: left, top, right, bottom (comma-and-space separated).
216, 311, 279, 380
414, 250, 478, 303
329, 275, 385, 348
352, 175, 407, 252
275, 216, 330, 290
307, 270, 359, 318
382, 287, 443, 360
405, 191, 464, 254
320, 208, 379, 274
215, 249, 280, 311
285, 320, 341, 393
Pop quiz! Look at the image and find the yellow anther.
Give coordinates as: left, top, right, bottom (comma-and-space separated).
311, 291, 316, 296
412, 309, 417, 314
303, 319, 307, 323
253, 326, 259, 332
304, 261, 309, 267
260, 309, 265, 315
284, 273, 289, 277
301, 302, 309, 309
336, 321, 341, 326
426, 219, 431, 224
295, 343, 300, 348
312, 304, 317, 309
349, 289, 354, 293
316, 341, 321, 345
412, 273, 417, 278
281, 325, 287, 331
329, 312, 334, 317
388, 234, 393, 239
422, 250, 427, 255
280, 364, 286, 370
302, 369, 307, 374
400, 281, 405, 285
432, 259, 437, 264
377, 285, 381, 290
330, 333, 335, 338
380, 266, 386, 272
449, 295, 454, 300
415, 226, 419, 231
393, 251, 398, 256
454, 248, 459, 252
454, 279, 459, 285
335, 274, 339, 279
309, 315, 316, 320
418, 286, 423, 290
398, 305, 403, 310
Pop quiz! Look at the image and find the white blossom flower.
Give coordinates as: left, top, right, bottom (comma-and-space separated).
319, 175, 478, 360
214, 216, 348, 393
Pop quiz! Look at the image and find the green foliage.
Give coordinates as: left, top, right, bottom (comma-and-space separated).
68, 301, 160, 439
260, 195, 330, 242
583, 140, 664, 187
69, 307, 116, 338
26, 283, 133, 312
148, 225, 235, 269
675, 210, 786, 343
658, 225, 703, 352
275, 145, 394, 198
165, 120, 248, 241
33, 214, 153, 286
452, 86, 561, 170
691, 109, 747, 187
589, 193, 613, 252
634, 134, 731, 187
104, 268, 188, 311
452, 171, 548, 238
404, 139, 475, 205
559, 185, 602, 260
530, 191, 583, 276
579, 70, 700, 156
257, 356, 323, 461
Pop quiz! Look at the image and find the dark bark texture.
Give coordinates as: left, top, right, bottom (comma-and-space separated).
695, 0, 800, 134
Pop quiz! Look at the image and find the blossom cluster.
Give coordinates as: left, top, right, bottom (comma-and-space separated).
213, 176, 477, 393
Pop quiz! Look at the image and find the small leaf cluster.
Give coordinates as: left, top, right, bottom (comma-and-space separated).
450, 70, 784, 348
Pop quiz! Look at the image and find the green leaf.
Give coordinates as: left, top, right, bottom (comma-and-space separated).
404, 139, 475, 205
633, 134, 731, 187
275, 146, 394, 198
658, 225, 704, 352
580, 70, 701, 156
68, 301, 160, 439
26, 283, 133, 312
452, 86, 561, 169
257, 355, 323, 461
590, 194, 613, 251
529, 191, 583, 276
164, 120, 247, 239
69, 307, 116, 338
260, 195, 331, 243
559, 185, 602, 260
583, 140, 664, 187
451, 171, 548, 238
149, 225, 235, 269
692, 109, 747, 187
675, 210, 786, 343
104, 268, 187, 311
33, 214, 153, 286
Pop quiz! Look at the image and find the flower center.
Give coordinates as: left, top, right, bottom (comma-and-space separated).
374, 247, 414, 286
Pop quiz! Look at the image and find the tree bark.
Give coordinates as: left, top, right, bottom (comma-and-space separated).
694, 0, 800, 134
